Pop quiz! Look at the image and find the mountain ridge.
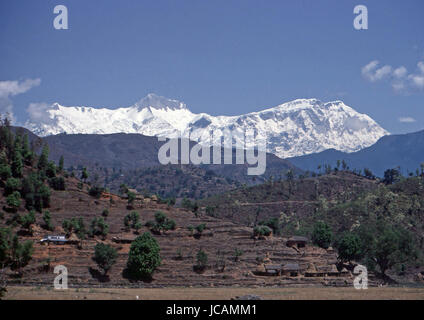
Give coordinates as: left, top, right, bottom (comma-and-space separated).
288, 129, 424, 177
24, 93, 389, 158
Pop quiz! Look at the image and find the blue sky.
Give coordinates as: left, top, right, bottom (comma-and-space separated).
0, 0, 423, 134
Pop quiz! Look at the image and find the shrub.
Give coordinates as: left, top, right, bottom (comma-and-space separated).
93, 243, 118, 275
0, 164, 12, 181
49, 176, 65, 191
5, 178, 21, 196
102, 209, 109, 217
46, 162, 56, 178
10, 238, 34, 274
234, 248, 243, 262
89, 186, 104, 198
6, 191, 21, 211
253, 225, 272, 237
42, 210, 54, 231
124, 211, 139, 230
311, 221, 333, 249
195, 249, 208, 271
89, 217, 109, 237
126, 232, 161, 280
148, 211, 176, 233
21, 210, 36, 233
62, 217, 86, 239
259, 217, 282, 236
195, 223, 206, 234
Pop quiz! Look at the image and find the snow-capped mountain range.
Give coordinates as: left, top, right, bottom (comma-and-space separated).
24, 93, 389, 158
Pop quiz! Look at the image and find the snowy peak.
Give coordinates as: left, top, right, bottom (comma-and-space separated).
131, 93, 187, 111
24, 96, 389, 158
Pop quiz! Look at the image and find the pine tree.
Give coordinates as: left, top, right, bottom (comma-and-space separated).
81, 167, 89, 182
58, 155, 64, 172
11, 140, 23, 178
22, 134, 33, 165
37, 144, 49, 171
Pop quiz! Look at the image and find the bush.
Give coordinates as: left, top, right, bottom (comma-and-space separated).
124, 211, 140, 230
89, 217, 109, 237
21, 210, 36, 232
5, 178, 21, 196
259, 217, 282, 235
89, 186, 104, 198
148, 211, 176, 233
0, 164, 12, 181
234, 248, 243, 262
195, 249, 208, 271
46, 162, 56, 178
10, 238, 34, 274
195, 223, 206, 234
93, 243, 118, 275
6, 191, 21, 211
49, 176, 65, 191
311, 221, 333, 249
126, 232, 161, 280
42, 211, 54, 231
102, 209, 109, 217
253, 225, 272, 237
62, 217, 86, 239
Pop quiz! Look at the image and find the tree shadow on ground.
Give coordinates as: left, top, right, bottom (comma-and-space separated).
88, 267, 110, 282
122, 268, 154, 283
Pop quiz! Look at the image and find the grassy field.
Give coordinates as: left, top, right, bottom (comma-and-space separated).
4, 286, 424, 300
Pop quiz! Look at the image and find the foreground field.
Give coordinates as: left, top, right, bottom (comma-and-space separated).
4, 286, 424, 300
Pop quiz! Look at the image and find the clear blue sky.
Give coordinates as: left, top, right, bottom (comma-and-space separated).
0, 0, 423, 133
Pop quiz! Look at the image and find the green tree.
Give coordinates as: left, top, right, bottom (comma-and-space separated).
363, 168, 375, 180
37, 144, 49, 171
195, 249, 208, 270
0, 164, 12, 181
21, 210, 36, 233
102, 209, 109, 217
195, 223, 206, 235
259, 217, 281, 235
11, 135, 23, 178
336, 233, 362, 262
233, 248, 243, 262
383, 168, 401, 185
93, 243, 117, 276
81, 167, 89, 182
6, 191, 21, 211
49, 176, 66, 190
42, 211, 54, 231
22, 134, 33, 165
89, 217, 109, 238
10, 236, 33, 275
45, 162, 56, 178
127, 191, 136, 208
124, 211, 139, 230
253, 225, 272, 237
0, 228, 13, 267
360, 221, 418, 277
149, 211, 176, 233
58, 155, 64, 172
311, 221, 333, 249
5, 177, 21, 196
126, 232, 161, 280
